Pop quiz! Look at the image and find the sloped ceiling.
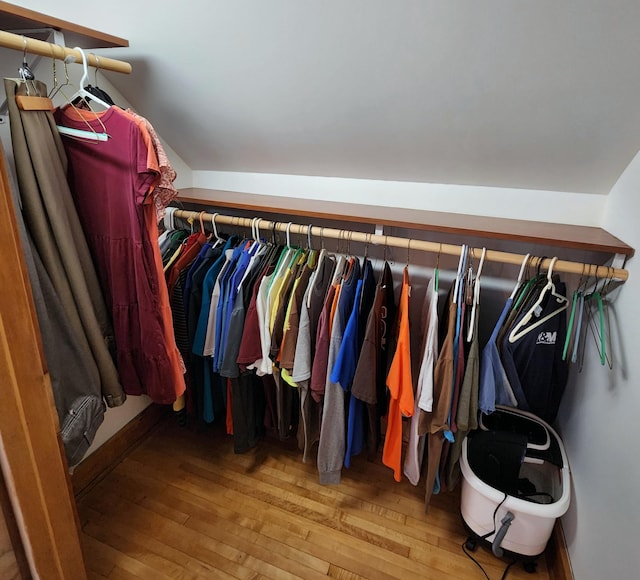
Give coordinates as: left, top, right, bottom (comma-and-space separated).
8, 0, 640, 194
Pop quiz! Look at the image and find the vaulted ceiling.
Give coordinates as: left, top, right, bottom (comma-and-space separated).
7, 0, 640, 194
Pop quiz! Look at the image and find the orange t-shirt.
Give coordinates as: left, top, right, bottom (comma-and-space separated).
382, 267, 414, 482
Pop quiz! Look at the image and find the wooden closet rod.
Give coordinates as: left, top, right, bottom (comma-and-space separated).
172, 209, 629, 282
0, 29, 131, 74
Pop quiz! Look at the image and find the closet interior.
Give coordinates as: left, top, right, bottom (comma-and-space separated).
0, 3, 634, 579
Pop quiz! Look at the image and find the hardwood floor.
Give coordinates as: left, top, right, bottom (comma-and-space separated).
77, 419, 552, 579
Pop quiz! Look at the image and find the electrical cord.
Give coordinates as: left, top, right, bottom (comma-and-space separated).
461, 492, 518, 579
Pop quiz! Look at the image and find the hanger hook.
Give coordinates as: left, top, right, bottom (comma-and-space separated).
93, 54, 100, 86
547, 257, 558, 282
50, 44, 57, 85
577, 262, 586, 291
198, 211, 206, 234
19, 36, 35, 86
517, 253, 531, 284
477, 247, 487, 279
599, 265, 609, 295
605, 265, 616, 295
74, 47, 90, 89
286, 222, 293, 248
320, 227, 325, 250
211, 212, 220, 240
307, 224, 313, 250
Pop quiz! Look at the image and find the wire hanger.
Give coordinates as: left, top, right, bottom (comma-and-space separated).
49, 50, 73, 100
508, 257, 569, 343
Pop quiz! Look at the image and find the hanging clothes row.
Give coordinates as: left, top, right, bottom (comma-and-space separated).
161, 214, 402, 483
159, 210, 580, 513
4, 66, 183, 465
170, 210, 630, 282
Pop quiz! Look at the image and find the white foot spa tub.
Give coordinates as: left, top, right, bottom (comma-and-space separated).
460, 406, 571, 559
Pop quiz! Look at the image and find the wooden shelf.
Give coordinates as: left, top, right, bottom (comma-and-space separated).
0, 1, 128, 48
179, 188, 635, 258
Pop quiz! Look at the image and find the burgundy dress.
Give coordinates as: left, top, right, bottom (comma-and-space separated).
54, 105, 183, 404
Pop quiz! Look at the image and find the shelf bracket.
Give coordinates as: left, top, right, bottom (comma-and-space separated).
610, 253, 626, 271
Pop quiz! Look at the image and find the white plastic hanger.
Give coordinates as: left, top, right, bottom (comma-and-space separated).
452, 244, 468, 304
508, 257, 569, 343
68, 47, 111, 110
466, 247, 486, 342
510, 253, 531, 300
157, 207, 176, 248
209, 212, 226, 246
163, 207, 176, 232
248, 217, 262, 253
56, 47, 110, 142
285, 222, 293, 248
237, 218, 266, 291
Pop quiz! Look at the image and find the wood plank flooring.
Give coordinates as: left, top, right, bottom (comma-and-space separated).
77, 419, 552, 579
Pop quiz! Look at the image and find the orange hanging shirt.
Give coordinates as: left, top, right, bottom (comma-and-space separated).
382, 267, 414, 482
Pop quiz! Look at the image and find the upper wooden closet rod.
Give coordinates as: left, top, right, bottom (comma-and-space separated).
0, 29, 131, 74
172, 209, 629, 282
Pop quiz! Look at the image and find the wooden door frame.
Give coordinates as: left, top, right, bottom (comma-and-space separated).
0, 145, 86, 579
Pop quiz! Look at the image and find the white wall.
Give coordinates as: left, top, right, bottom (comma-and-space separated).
556, 151, 640, 580
192, 170, 606, 226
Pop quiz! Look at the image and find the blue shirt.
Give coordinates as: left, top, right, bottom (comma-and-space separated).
479, 297, 516, 414
191, 237, 237, 356
214, 243, 245, 372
